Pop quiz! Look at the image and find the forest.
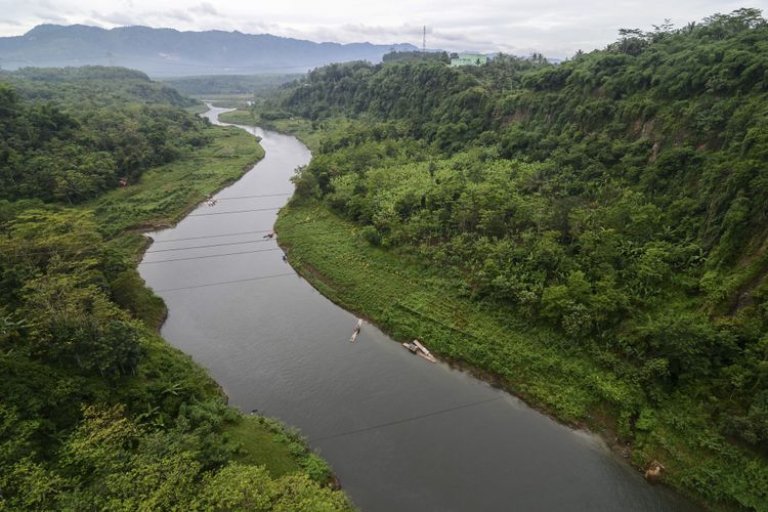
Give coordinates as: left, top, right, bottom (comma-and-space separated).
262, 8, 768, 510
0, 67, 209, 203
0, 67, 352, 510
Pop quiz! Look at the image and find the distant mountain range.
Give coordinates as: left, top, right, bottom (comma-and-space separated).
0, 24, 419, 76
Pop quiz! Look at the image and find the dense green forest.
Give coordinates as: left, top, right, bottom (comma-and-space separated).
265, 9, 768, 510
0, 67, 351, 510
0, 67, 209, 203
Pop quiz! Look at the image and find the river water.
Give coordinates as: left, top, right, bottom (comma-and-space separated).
139, 106, 699, 512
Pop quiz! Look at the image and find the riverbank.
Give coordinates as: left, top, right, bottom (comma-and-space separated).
88, 125, 263, 328
217, 108, 257, 124
276, 201, 764, 511
275, 202, 628, 422
93, 125, 264, 240
217, 108, 339, 153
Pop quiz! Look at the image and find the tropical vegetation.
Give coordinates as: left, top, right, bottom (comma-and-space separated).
263, 9, 768, 510
0, 66, 352, 511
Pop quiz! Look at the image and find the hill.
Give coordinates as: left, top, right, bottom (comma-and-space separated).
262, 8, 768, 510
0, 24, 418, 76
0, 67, 352, 510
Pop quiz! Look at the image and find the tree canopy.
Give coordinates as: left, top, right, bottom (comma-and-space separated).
0, 67, 351, 511
0, 67, 211, 203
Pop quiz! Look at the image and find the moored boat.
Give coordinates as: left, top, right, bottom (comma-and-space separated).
402, 339, 436, 362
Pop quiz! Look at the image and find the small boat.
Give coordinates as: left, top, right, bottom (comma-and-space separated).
402, 339, 437, 363
349, 318, 363, 343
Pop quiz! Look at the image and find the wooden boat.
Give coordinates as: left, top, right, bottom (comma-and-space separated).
402, 339, 436, 363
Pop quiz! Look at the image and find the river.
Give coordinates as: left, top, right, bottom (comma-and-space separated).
138, 106, 699, 512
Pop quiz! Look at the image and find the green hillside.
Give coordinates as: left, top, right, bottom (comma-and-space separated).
268, 9, 768, 510
0, 67, 352, 511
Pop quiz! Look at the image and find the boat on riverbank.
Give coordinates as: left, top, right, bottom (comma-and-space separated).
402, 339, 436, 363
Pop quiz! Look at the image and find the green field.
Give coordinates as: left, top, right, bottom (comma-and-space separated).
218, 108, 258, 125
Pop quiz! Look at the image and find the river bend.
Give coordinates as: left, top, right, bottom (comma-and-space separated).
139, 106, 698, 512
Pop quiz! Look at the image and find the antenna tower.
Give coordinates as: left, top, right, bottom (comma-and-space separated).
422, 26, 426, 53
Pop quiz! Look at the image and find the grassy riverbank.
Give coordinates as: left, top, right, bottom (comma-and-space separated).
85, 125, 264, 329
0, 122, 351, 509
93, 125, 263, 239
263, 14, 768, 509
218, 108, 258, 125
217, 108, 336, 152
276, 203, 621, 423
277, 201, 765, 511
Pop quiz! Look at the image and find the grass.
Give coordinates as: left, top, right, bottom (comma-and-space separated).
276, 201, 768, 511
219, 108, 344, 153
78, 125, 264, 329
218, 108, 369, 157
224, 416, 302, 477
218, 109, 258, 125
262, 118, 355, 153
184, 102, 210, 115
90, 125, 264, 241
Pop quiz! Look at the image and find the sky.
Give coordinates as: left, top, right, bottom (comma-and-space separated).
0, 0, 765, 58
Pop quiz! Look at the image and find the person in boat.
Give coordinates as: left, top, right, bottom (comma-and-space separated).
263, 232, 275, 239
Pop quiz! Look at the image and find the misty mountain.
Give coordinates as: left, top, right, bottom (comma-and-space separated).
0, 24, 419, 76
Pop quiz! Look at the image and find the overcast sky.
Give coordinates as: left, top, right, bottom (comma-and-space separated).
0, 0, 764, 58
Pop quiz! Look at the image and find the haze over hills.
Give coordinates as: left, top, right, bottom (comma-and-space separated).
0, 24, 419, 76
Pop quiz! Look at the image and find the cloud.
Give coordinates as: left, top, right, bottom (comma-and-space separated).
34, 11, 69, 23
339, 23, 424, 38
0, 19, 23, 27
190, 2, 218, 16
165, 9, 193, 23
276, 22, 507, 51
89, 7, 199, 28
